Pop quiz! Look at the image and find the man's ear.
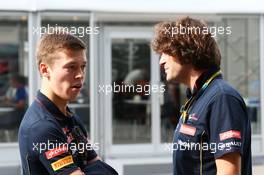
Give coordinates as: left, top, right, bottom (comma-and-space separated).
39, 63, 50, 78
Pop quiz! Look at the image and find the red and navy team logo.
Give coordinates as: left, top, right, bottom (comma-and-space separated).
219, 130, 241, 141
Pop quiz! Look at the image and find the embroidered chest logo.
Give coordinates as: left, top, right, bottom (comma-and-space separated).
188, 113, 199, 121
62, 127, 74, 144
179, 124, 196, 136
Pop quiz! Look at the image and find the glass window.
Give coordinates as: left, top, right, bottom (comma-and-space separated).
160, 81, 182, 143
112, 38, 152, 144
0, 15, 28, 142
217, 16, 260, 134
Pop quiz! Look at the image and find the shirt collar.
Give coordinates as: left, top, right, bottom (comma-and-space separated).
36, 90, 73, 120
186, 66, 222, 98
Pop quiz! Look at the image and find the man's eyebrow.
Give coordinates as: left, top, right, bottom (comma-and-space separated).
64, 61, 87, 66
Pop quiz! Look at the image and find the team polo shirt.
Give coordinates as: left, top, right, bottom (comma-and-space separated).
172, 68, 252, 175
19, 91, 97, 175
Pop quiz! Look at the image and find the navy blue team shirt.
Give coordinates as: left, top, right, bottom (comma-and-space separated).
172, 67, 252, 175
19, 91, 97, 175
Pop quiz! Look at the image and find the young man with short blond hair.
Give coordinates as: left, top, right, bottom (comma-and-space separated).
19, 29, 118, 175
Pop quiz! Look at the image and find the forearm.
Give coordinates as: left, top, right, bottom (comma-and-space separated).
216, 152, 241, 175
69, 169, 85, 175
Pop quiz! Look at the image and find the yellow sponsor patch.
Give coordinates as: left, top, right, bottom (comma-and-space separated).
51, 155, 74, 171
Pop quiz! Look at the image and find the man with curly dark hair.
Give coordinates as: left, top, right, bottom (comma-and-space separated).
152, 17, 251, 175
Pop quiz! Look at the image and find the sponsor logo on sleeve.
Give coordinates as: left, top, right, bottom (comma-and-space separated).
51, 155, 74, 171
219, 130, 241, 141
45, 145, 68, 160
179, 124, 196, 136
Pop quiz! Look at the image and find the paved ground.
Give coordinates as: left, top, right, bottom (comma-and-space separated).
253, 165, 264, 175
0, 160, 264, 175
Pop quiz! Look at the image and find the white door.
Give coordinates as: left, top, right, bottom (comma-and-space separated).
102, 26, 162, 157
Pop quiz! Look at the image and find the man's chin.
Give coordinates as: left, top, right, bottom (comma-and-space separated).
67, 94, 79, 102
166, 76, 178, 84
166, 76, 173, 82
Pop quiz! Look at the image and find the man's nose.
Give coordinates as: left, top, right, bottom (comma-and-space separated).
159, 55, 166, 68
75, 68, 85, 79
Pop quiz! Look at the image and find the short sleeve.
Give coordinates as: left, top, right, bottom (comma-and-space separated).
209, 94, 249, 158
29, 121, 79, 175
